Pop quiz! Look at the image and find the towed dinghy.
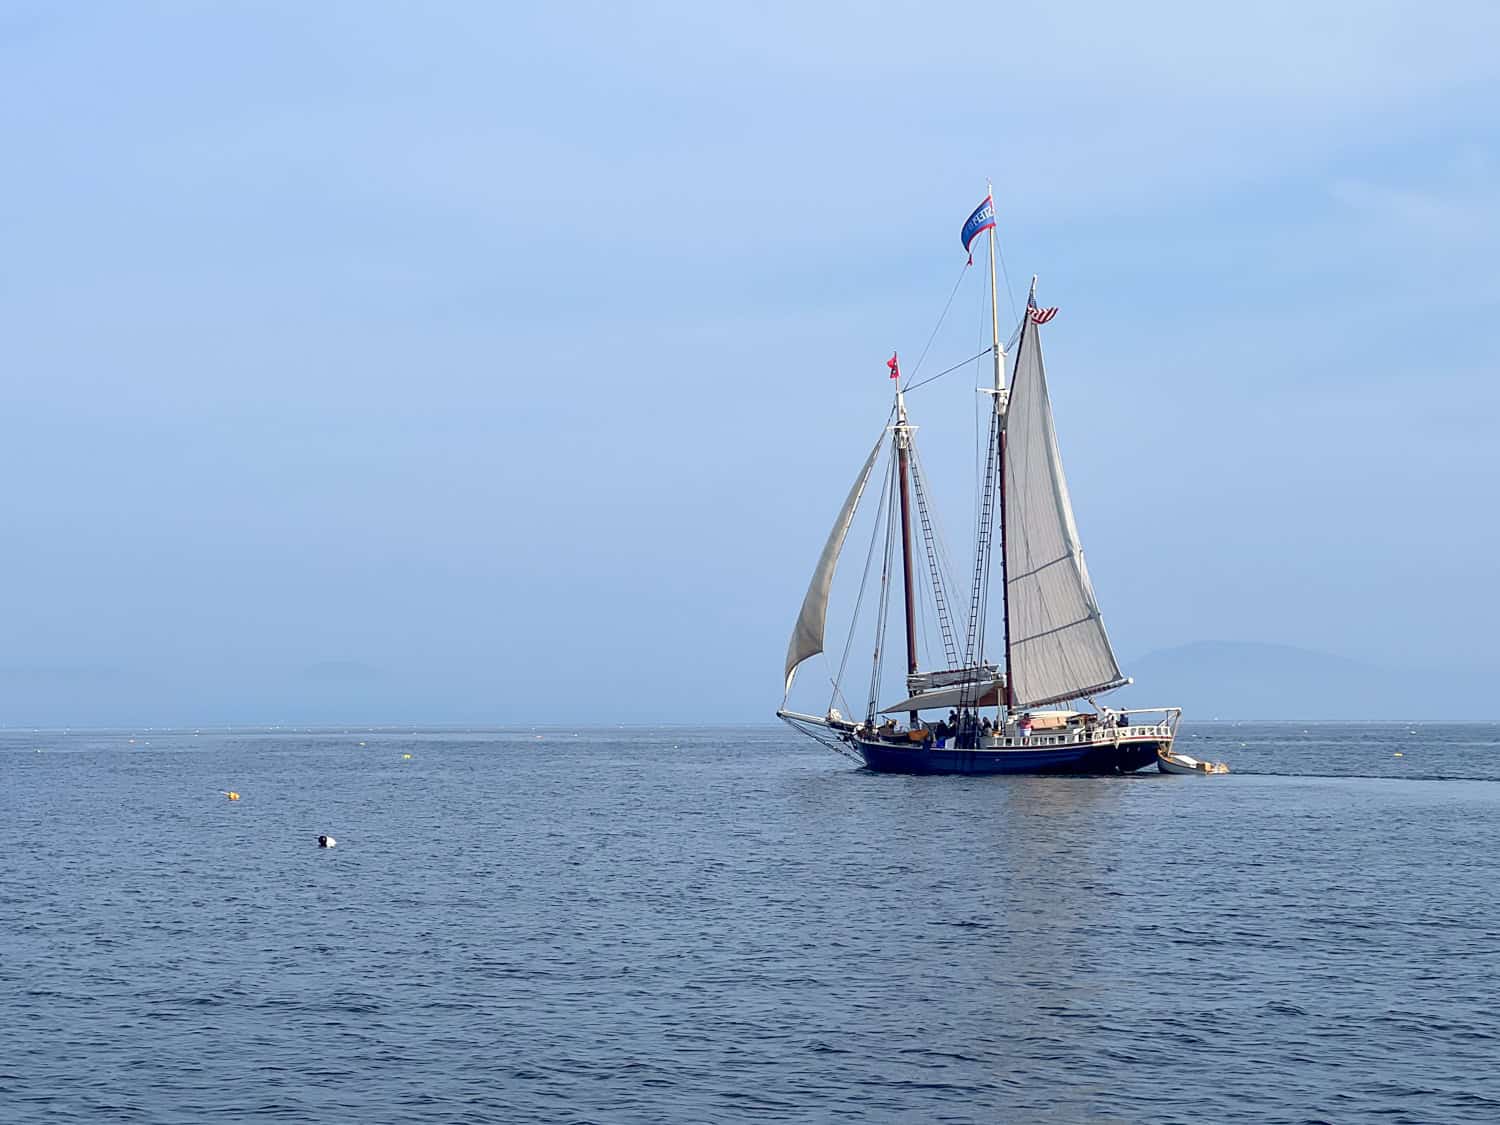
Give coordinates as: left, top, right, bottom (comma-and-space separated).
1157, 748, 1229, 775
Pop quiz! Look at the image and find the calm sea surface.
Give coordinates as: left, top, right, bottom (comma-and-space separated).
3, 722, 1499, 1124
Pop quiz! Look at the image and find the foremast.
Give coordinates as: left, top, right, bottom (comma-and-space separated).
893, 380, 919, 725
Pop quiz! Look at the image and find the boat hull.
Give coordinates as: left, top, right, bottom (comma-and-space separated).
856, 737, 1167, 775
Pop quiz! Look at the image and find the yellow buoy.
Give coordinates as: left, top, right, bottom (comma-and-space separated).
1393, 752, 1403, 758
225, 791, 240, 800
402, 753, 412, 760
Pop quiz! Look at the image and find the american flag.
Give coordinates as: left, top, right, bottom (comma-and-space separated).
1027, 300, 1058, 325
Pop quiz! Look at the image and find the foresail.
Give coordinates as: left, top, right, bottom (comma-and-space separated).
783, 431, 886, 697
1002, 318, 1126, 708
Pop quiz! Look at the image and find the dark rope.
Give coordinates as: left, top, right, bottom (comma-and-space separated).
904, 261, 972, 384
832, 435, 895, 713
867, 453, 901, 721
903, 347, 994, 395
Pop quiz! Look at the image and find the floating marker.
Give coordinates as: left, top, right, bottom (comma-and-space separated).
402, 753, 412, 760
224, 791, 241, 801
1393, 752, 1403, 758
317, 835, 336, 848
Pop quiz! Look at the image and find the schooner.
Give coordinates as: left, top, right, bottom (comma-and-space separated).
777, 191, 1181, 774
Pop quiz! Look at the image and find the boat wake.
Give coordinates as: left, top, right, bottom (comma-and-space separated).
1218, 768, 1500, 783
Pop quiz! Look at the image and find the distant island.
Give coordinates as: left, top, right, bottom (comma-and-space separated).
1, 642, 1491, 726
1112, 641, 1492, 721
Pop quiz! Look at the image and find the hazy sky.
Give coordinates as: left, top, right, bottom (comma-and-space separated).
2, 2, 1496, 724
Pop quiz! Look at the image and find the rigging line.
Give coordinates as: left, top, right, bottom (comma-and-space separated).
821, 410, 899, 714
995, 233, 1019, 324
916, 564, 933, 670
825, 662, 853, 720
820, 652, 854, 720
1003, 307, 1027, 355
933, 492, 969, 642
908, 439, 964, 612
902, 438, 936, 676
973, 277, 987, 594
931, 520, 965, 656
868, 452, 901, 721
903, 260, 972, 385
908, 443, 961, 671
960, 401, 1002, 717
903, 347, 993, 395
832, 443, 896, 709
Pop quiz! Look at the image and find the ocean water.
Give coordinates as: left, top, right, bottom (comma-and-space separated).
3, 721, 1499, 1124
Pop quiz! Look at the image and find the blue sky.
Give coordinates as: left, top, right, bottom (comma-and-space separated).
2, 2, 1496, 723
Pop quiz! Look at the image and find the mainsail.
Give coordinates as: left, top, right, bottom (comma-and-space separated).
783, 431, 886, 696
1002, 317, 1127, 708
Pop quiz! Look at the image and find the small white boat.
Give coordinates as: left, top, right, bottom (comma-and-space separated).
1157, 749, 1229, 775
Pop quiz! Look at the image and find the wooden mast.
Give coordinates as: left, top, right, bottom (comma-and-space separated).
987, 183, 1014, 713
895, 383, 919, 724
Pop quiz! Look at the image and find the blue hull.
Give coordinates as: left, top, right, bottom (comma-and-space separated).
857, 738, 1165, 775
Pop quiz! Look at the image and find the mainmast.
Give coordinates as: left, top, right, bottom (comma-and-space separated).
986, 182, 1014, 712
987, 181, 1005, 399
894, 381, 919, 724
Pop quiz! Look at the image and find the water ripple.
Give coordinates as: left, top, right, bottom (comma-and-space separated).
2, 722, 1499, 1122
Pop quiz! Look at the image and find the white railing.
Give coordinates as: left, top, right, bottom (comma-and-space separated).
819, 704, 1183, 752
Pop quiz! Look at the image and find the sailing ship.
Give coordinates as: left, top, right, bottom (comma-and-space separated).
776, 190, 1182, 774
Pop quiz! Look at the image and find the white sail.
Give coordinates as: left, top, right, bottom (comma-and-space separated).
1002, 317, 1127, 708
880, 674, 1007, 714
783, 431, 886, 696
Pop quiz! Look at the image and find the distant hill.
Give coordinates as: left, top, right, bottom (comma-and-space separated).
1111, 641, 1492, 720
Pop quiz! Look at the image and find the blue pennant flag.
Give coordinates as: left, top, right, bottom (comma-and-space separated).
961, 195, 996, 256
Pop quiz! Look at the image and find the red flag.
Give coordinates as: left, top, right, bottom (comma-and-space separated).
887, 353, 900, 380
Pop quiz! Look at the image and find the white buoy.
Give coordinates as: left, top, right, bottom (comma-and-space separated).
317, 835, 336, 848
